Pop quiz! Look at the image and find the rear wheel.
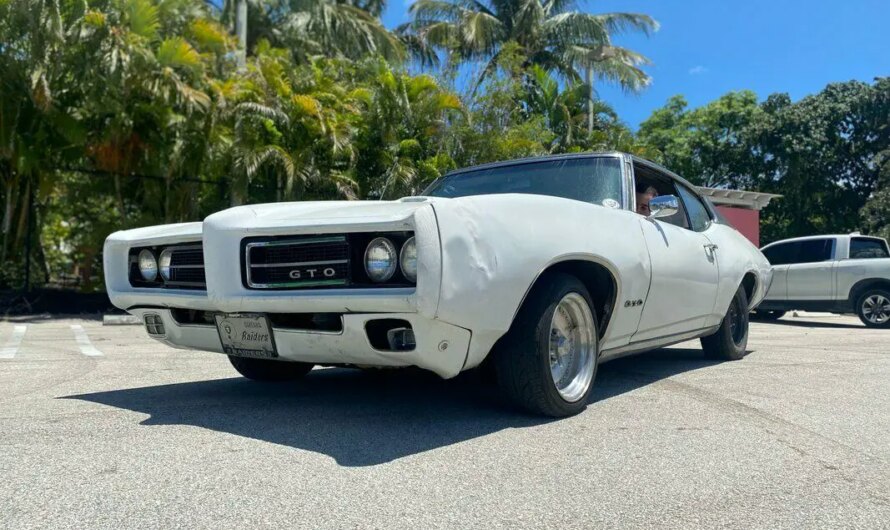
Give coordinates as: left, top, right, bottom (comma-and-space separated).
855, 289, 890, 328
701, 286, 749, 360
492, 273, 598, 417
751, 309, 786, 321
228, 356, 314, 382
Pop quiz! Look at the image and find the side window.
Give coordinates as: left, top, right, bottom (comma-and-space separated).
676, 185, 712, 232
794, 239, 834, 264
632, 163, 688, 229
850, 238, 890, 259
762, 242, 799, 265
658, 193, 690, 229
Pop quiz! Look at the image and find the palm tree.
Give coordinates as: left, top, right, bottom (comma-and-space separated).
353, 59, 463, 198
402, 0, 657, 133
521, 65, 590, 152
213, 0, 404, 62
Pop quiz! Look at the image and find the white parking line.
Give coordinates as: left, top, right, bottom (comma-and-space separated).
70, 325, 103, 357
0, 325, 28, 359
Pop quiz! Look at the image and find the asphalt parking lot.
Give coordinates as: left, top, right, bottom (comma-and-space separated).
1, 315, 888, 529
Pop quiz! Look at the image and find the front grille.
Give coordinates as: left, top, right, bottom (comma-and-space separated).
164, 245, 207, 289
245, 236, 350, 289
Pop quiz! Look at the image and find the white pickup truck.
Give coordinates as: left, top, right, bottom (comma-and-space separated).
756, 234, 890, 328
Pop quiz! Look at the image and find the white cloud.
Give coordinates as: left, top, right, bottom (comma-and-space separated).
688, 65, 708, 75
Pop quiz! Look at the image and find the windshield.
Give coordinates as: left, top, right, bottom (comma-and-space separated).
423, 157, 624, 207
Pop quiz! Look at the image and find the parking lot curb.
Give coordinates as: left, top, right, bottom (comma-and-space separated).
102, 314, 141, 326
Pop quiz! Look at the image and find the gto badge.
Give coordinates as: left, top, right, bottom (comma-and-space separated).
289, 267, 337, 280
624, 299, 644, 308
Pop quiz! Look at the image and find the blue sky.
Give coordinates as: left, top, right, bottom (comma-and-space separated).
382, 0, 890, 129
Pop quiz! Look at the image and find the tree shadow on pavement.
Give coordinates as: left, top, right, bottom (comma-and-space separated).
63, 347, 721, 467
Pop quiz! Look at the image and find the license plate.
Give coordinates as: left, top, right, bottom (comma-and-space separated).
215, 313, 277, 358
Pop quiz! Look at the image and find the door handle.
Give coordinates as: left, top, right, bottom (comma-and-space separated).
704, 243, 719, 252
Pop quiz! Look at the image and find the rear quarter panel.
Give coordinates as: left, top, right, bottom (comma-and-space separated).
837, 259, 890, 301
703, 223, 772, 325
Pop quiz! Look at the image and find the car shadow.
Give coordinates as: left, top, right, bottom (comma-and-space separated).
758, 319, 865, 330
63, 347, 722, 467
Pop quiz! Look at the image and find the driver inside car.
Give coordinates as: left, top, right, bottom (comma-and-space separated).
635, 184, 659, 216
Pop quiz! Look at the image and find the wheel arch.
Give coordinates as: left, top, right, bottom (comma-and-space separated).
513, 256, 620, 340
849, 278, 890, 305
741, 270, 758, 309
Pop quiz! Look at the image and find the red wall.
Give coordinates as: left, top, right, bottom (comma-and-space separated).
716, 206, 761, 247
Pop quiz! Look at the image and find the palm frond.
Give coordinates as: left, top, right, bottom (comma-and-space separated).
157, 37, 203, 73
124, 0, 159, 40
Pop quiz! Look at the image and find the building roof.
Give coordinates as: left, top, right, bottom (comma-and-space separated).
697, 187, 782, 211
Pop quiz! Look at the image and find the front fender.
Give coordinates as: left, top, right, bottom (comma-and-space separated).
430, 194, 652, 368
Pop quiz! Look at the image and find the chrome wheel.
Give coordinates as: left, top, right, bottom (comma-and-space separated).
861, 294, 890, 325
548, 293, 597, 403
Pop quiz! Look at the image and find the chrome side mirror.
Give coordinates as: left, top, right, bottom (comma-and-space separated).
648, 195, 680, 219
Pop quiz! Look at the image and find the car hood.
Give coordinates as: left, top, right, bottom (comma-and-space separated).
203, 197, 441, 233
105, 222, 203, 246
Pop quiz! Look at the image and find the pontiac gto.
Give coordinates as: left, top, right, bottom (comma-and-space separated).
104, 152, 772, 417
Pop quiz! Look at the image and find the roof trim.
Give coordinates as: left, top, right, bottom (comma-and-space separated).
443, 151, 625, 177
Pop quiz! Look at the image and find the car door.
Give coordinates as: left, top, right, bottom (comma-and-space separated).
632, 177, 719, 343
760, 242, 800, 300
785, 239, 836, 300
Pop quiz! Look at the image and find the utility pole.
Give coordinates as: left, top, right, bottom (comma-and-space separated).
235, 0, 247, 69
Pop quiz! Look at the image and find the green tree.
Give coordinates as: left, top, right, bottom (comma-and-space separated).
638, 91, 764, 187
213, 0, 403, 62
860, 150, 890, 240
401, 0, 657, 99
639, 79, 890, 244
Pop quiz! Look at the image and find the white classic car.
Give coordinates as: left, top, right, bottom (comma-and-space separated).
104, 153, 772, 417
755, 234, 890, 328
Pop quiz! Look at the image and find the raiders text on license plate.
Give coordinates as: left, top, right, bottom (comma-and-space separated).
215, 313, 277, 358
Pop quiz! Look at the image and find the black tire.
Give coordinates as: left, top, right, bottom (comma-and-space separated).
491, 272, 598, 417
855, 288, 890, 328
701, 286, 750, 361
228, 355, 314, 382
751, 309, 786, 322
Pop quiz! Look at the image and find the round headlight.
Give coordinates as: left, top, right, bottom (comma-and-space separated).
138, 249, 158, 281
159, 248, 173, 281
364, 237, 397, 282
400, 237, 417, 283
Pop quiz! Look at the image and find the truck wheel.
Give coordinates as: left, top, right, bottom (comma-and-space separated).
751, 309, 785, 321
228, 356, 314, 382
701, 286, 749, 360
492, 273, 598, 417
855, 289, 890, 328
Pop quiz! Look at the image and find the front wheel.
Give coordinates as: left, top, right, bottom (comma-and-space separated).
856, 289, 890, 328
228, 355, 314, 382
701, 286, 750, 360
491, 273, 599, 417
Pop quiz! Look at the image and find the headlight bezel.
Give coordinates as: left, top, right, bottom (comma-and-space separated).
128, 243, 205, 289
